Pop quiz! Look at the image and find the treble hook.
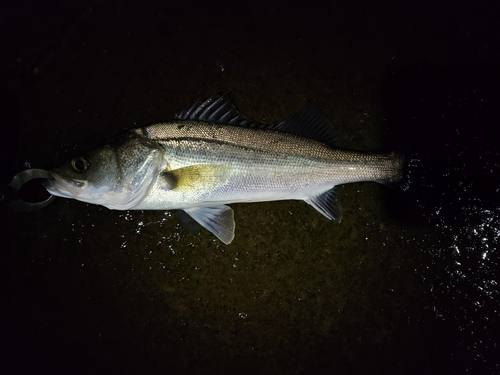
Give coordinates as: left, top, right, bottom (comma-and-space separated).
4, 169, 56, 212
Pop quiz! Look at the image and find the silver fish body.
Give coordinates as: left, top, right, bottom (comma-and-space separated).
44, 94, 403, 244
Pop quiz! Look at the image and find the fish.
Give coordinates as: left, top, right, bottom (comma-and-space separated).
44, 94, 404, 244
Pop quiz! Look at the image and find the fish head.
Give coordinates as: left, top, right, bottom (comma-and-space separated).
44, 133, 165, 209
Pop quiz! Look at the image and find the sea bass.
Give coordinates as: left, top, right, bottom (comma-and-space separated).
44, 94, 403, 244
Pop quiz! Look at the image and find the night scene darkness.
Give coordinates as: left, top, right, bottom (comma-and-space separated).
0, 1, 499, 374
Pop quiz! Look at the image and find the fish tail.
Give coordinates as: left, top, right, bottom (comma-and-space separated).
384, 153, 425, 198
399, 154, 421, 194
383, 152, 433, 222
374, 152, 405, 186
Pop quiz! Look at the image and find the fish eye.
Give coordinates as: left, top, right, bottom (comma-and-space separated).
71, 156, 89, 172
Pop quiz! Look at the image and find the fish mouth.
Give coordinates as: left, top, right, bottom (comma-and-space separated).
43, 173, 87, 198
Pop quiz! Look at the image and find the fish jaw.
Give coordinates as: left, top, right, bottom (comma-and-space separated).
43, 133, 166, 210
43, 172, 87, 199
43, 171, 143, 209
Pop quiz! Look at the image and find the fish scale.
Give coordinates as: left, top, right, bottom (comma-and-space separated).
44, 94, 404, 244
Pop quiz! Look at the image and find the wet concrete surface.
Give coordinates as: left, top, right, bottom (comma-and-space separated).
1, 1, 499, 374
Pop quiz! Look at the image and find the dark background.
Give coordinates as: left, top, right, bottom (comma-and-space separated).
1, 0, 499, 374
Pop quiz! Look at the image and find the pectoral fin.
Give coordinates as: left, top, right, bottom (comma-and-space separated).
161, 164, 230, 191
183, 205, 235, 244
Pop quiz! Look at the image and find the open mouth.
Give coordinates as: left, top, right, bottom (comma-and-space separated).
43, 173, 86, 198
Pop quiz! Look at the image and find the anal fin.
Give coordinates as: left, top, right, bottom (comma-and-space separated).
306, 187, 342, 222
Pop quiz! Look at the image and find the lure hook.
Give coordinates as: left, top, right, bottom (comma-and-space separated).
5, 169, 56, 212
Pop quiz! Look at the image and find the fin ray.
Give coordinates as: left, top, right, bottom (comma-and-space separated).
277, 105, 338, 147
176, 93, 263, 127
183, 205, 235, 244
306, 187, 342, 222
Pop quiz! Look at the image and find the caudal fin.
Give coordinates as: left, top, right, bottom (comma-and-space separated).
382, 152, 433, 223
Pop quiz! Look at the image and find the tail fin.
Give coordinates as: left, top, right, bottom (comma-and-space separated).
382, 153, 430, 223
400, 156, 425, 197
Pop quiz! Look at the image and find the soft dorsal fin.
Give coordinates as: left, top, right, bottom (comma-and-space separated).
276, 105, 338, 147
176, 93, 264, 127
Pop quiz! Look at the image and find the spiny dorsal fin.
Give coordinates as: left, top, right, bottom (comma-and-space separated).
176, 93, 263, 127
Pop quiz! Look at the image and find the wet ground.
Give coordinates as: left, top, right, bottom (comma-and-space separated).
1, 1, 499, 374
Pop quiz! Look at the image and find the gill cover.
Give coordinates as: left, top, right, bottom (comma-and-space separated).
44, 133, 165, 209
